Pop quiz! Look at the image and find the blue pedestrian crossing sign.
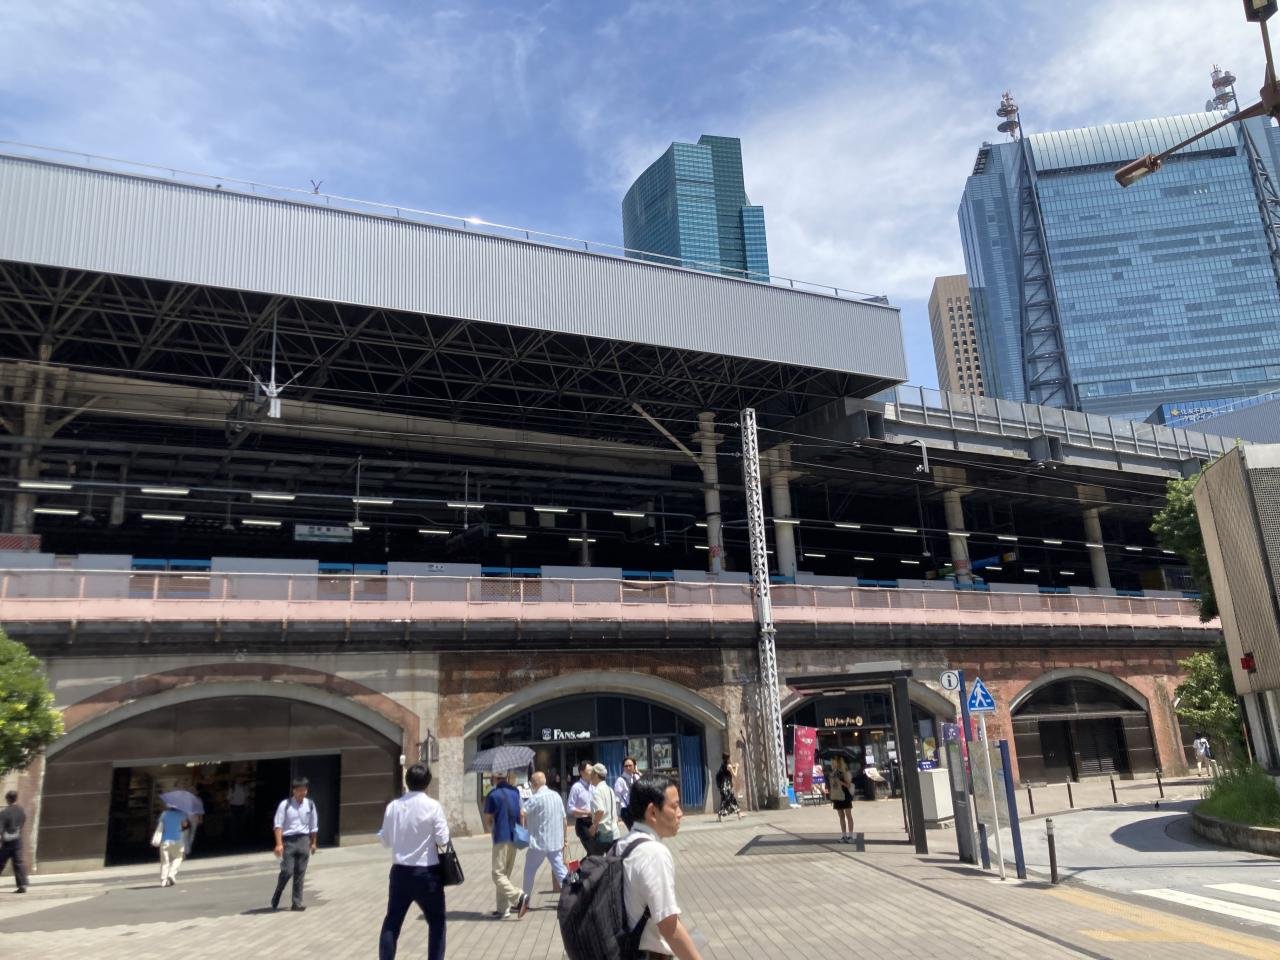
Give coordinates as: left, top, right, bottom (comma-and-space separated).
967, 677, 997, 713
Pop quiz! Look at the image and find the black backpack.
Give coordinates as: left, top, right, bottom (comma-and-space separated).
557, 836, 651, 960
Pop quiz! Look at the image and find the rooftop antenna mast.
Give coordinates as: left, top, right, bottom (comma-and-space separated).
1211, 63, 1280, 297
997, 90, 1074, 409
1209, 64, 1240, 113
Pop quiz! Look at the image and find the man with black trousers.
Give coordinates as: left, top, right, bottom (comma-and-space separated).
566, 760, 594, 857
0, 791, 28, 893
378, 763, 450, 960
271, 776, 318, 911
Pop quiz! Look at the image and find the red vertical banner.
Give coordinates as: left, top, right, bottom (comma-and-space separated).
793, 725, 817, 793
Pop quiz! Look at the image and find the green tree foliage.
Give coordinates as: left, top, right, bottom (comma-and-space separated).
1175, 646, 1242, 764
0, 631, 62, 776
1150, 473, 1218, 622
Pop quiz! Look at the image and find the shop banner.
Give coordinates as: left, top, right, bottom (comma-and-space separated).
793, 725, 817, 793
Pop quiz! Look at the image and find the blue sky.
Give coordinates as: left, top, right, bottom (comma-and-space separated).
2, 0, 1268, 387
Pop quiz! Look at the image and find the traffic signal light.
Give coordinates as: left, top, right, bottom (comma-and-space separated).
1245, 0, 1278, 22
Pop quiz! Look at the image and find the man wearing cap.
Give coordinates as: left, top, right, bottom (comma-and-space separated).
587, 762, 620, 855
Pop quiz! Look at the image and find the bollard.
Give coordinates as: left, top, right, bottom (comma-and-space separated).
1046, 818, 1059, 884
1027, 784, 1035, 816
1066, 779, 1074, 809
1156, 768, 1164, 799
977, 822, 991, 870
1109, 774, 1118, 804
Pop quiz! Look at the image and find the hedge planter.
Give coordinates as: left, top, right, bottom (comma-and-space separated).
1192, 805, 1280, 857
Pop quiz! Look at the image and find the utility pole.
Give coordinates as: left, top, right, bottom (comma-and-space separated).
740, 407, 788, 806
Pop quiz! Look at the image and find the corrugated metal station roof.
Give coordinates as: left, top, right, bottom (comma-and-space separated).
1029, 112, 1238, 173
0, 152, 906, 382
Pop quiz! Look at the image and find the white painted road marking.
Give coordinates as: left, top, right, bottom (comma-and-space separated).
1210, 883, 1280, 904
1137, 888, 1280, 929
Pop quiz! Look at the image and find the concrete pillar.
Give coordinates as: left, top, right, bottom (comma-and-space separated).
942, 488, 973, 584
578, 513, 590, 566
768, 447, 797, 579
693, 412, 725, 575
1082, 506, 1111, 589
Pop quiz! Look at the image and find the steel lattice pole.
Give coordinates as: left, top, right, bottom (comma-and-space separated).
740, 407, 788, 803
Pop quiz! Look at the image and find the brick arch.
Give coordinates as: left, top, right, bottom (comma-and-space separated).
52, 662, 419, 758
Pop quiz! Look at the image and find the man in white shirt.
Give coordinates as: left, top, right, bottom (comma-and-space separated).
614, 776, 703, 960
614, 756, 639, 828
377, 764, 450, 960
271, 777, 319, 911
588, 762, 619, 854
567, 760, 594, 855
517, 771, 568, 919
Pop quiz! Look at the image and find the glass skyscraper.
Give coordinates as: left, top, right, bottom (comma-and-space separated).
959, 112, 1280, 420
623, 134, 770, 281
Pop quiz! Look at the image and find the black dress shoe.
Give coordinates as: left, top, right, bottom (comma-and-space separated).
291, 905, 306, 912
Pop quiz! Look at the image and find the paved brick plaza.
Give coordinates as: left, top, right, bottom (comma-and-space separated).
1, 802, 1276, 960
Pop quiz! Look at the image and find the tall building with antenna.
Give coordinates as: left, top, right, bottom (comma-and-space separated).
958, 80, 1280, 420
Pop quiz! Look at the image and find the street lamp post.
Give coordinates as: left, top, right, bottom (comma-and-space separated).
1115, 2, 1280, 187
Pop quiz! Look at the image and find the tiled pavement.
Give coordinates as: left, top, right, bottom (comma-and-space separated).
1, 801, 1277, 960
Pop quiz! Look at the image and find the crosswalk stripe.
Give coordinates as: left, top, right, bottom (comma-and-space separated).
1136, 888, 1280, 929
1210, 883, 1280, 904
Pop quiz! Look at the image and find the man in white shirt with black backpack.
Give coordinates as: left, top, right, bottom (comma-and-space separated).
613, 776, 703, 960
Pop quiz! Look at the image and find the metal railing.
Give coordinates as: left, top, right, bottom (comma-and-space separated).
0, 140, 889, 304
0, 570, 1214, 625
888, 385, 1235, 461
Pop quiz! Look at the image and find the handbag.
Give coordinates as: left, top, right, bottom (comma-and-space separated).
513, 823, 530, 850
150, 821, 164, 848
437, 841, 465, 887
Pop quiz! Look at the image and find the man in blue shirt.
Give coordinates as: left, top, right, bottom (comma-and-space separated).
156, 804, 189, 888
482, 771, 524, 919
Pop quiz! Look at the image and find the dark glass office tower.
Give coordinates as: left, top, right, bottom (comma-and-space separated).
623, 134, 770, 281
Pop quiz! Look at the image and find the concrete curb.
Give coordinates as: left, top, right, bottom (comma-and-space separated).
1191, 804, 1280, 858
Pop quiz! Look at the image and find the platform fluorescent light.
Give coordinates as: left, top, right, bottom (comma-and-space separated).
141, 486, 190, 496
900, 559, 921, 565
854, 556, 875, 562
1061, 570, 1076, 576
251, 492, 296, 502
1162, 549, 1176, 556
1084, 542, 1103, 549
352, 497, 394, 506
1023, 567, 1041, 574
446, 502, 485, 510
834, 522, 861, 529
241, 518, 282, 528
612, 510, 646, 518
534, 506, 569, 514
496, 532, 527, 540
568, 537, 597, 543
142, 512, 185, 521
418, 528, 450, 535
19, 480, 73, 491
986, 566, 1003, 572
695, 522, 708, 528
1125, 546, 1143, 552
694, 545, 709, 550
947, 531, 970, 538
349, 522, 370, 531
774, 518, 799, 525
892, 527, 917, 534
997, 535, 1018, 542
804, 553, 827, 559
33, 506, 80, 516
1043, 538, 1063, 545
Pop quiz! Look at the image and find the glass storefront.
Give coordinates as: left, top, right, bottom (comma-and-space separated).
478, 694, 706, 809
784, 691, 941, 797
